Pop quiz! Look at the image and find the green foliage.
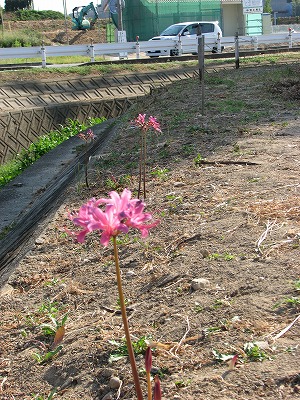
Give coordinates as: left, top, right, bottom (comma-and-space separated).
294, 280, 300, 291
263, 0, 272, 13
33, 345, 63, 364
5, 0, 32, 12
13, 9, 65, 20
31, 387, 57, 400
150, 168, 170, 179
0, 117, 106, 188
0, 30, 43, 47
212, 349, 236, 363
208, 252, 235, 261
193, 154, 203, 166
105, 174, 132, 191
244, 342, 268, 362
40, 314, 68, 336
108, 336, 149, 362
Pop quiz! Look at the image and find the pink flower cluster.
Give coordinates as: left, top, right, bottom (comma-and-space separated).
77, 128, 96, 142
68, 189, 159, 246
133, 114, 162, 133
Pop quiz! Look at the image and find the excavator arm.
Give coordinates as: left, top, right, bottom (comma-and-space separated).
72, 2, 98, 30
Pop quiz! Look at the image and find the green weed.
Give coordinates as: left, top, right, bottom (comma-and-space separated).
33, 345, 63, 364
151, 168, 170, 179
244, 342, 268, 362
108, 336, 150, 362
194, 154, 204, 166
31, 387, 57, 400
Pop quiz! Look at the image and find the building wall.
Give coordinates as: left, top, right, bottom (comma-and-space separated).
222, 3, 245, 35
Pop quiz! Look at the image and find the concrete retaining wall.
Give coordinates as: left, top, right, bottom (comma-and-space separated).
0, 97, 135, 165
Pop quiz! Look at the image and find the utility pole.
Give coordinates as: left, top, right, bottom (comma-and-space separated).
62, 0, 70, 45
0, 9, 4, 38
117, 0, 123, 31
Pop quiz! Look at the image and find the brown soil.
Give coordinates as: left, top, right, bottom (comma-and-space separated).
0, 61, 300, 400
2, 18, 107, 45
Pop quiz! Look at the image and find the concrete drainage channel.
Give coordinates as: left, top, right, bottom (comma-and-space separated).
0, 66, 198, 284
0, 67, 198, 165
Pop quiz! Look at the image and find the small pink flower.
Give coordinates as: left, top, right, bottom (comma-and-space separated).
133, 114, 161, 134
78, 128, 96, 142
148, 116, 162, 133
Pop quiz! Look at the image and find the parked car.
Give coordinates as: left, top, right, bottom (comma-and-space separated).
146, 21, 223, 57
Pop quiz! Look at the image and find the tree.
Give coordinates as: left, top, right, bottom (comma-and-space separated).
263, 0, 272, 14
5, 0, 33, 12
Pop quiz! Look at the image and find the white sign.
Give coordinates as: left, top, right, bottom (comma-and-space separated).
243, 0, 263, 13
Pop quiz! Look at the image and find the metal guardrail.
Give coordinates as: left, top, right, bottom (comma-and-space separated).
0, 31, 299, 67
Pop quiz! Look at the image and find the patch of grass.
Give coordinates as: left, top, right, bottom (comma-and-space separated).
105, 174, 132, 191
0, 117, 105, 189
205, 75, 235, 88
208, 252, 235, 261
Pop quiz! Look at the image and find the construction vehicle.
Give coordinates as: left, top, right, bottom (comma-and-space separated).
72, 2, 99, 30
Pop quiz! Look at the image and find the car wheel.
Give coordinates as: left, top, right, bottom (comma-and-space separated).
170, 49, 179, 56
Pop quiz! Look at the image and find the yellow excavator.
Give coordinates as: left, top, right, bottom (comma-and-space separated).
72, 2, 99, 30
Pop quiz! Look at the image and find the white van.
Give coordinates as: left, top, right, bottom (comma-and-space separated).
146, 21, 223, 57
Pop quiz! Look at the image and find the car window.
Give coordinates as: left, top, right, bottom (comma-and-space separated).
160, 25, 185, 36
199, 23, 214, 34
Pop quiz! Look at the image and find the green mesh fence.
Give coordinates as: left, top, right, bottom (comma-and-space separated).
121, 0, 222, 41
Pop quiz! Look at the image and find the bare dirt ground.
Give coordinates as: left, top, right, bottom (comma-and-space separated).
0, 60, 300, 400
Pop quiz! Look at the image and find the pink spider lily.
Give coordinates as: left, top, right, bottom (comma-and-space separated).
132, 114, 162, 199
68, 189, 158, 246
67, 189, 159, 400
133, 113, 162, 134
77, 128, 96, 142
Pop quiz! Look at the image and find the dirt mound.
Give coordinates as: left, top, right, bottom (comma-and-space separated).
2, 18, 108, 45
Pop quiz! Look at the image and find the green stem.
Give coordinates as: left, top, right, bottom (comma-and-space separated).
138, 135, 143, 199
143, 132, 147, 199
112, 236, 144, 400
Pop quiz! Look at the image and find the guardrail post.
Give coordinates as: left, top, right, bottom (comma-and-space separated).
288, 27, 293, 48
253, 36, 258, 51
217, 32, 221, 53
176, 34, 182, 56
135, 36, 140, 59
90, 40, 95, 62
235, 32, 239, 69
41, 41, 46, 68
197, 25, 205, 114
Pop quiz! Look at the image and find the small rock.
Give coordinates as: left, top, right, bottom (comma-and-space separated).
101, 368, 115, 377
0, 283, 14, 296
174, 181, 185, 187
191, 278, 210, 290
102, 392, 114, 400
35, 237, 44, 245
126, 270, 136, 278
109, 376, 122, 389
200, 249, 210, 258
